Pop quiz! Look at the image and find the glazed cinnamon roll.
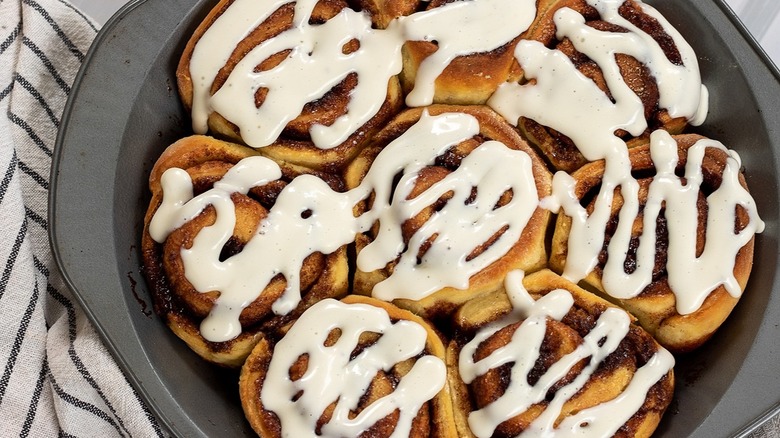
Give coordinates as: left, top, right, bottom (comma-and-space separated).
448, 269, 675, 438
141, 135, 349, 367
345, 105, 552, 318
548, 132, 764, 352
176, 0, 405, 171
239, 295, 457, 437
488, 0, 708, 172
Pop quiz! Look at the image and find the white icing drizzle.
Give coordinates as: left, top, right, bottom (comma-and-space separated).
149, 156, 282, 243
165, 0, 762, 343
189, 0, 541, 149
550, 130, 764, 315
634, 0, 709, 126
189, 0, 293, 135
459, 270, 675, 438
402, 0, 537, 106
489, 39, 642, 163
150, 112, 542, 341
156, 168, 357, 341
549, 348, 675, 437
481, 0, 762, 314
191, 0, 405, 149
488, 0, 708, 161
157, 4, 766, 431
564, 0, 708, 125
191, 0, 710, 154
353, 113, 539, 301
261, 298, 446, 438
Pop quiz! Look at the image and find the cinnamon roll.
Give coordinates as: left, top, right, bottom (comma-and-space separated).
488, 0, 708, 172
548, 132, 764, 352
448, 269, 675, 438
176, 0, 405, 171
141, 135, 349, 366
239, 295, 457, 437
345, 105, 553, 318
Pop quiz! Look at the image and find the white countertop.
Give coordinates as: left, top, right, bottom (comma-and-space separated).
68, 0, 124, 26
725, 0, 780, 62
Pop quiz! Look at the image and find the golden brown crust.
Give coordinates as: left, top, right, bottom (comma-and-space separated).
239, 295, 458, 437
345, 105, 553, 319
448, 269, 675, 438
349, 0, 422, 28
399, 0, 524, 105
401, 39, 523, 106
141, 135, 349, 367
176, 0, 404, 171
549, 134, 756, 353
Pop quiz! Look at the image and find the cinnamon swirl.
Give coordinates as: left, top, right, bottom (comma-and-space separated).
141, 135, 350, 366
548, 132, 764, 352
448, 269, 675, 438
239, 295, 457, 437
345, 105, 553, 318
488, 0, 708, 172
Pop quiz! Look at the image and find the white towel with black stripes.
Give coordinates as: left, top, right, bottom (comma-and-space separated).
0, 0, 162, 436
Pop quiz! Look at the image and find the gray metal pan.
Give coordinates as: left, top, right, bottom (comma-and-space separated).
49, 0, 780, 436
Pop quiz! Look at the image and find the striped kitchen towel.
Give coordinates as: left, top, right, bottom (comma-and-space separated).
0, 0, 162, 436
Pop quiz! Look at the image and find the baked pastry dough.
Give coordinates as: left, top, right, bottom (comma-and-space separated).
239, 295, 457, 437
346, 105, 552, 319
141, 135, 349, 366
176, 0, 404, 171
138, 0, 766, 434
398, 0, 532, 106
448, 269, 675, 438
549, 132, 763, 352
488, 0, 707, 172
